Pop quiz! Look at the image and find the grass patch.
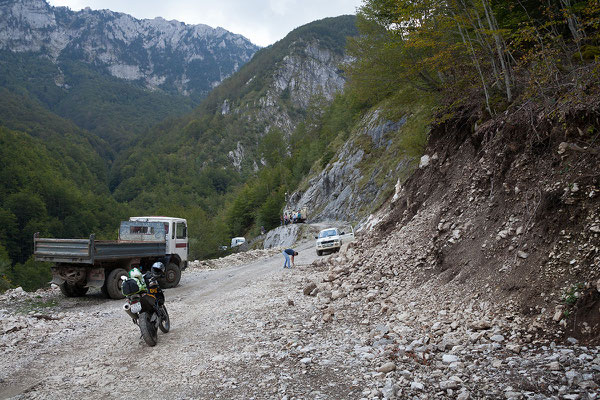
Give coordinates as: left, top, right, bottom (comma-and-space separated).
16, 298, 59, 314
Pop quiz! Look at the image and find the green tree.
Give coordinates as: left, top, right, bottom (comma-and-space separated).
259, 129, 287, 167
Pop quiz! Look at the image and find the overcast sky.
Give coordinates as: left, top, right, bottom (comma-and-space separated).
46, 0, 363, 47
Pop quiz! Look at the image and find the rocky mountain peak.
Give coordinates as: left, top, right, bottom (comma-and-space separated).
0, 0, 260, 97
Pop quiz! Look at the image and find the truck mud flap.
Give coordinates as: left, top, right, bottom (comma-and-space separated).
50, 267, 65, 286
86, 268, 105, 289
52, 265, 88, 285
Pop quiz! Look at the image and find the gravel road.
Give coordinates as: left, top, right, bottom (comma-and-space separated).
1, 240, 365, 399
2, 235, 599, 400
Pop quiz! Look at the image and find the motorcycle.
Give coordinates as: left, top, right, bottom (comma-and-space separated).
121, 263, 170, 346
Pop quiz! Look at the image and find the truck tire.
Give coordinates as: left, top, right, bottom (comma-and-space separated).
106, 268, 127, 299
158, 263, 181, 289
100, 283, 109, 298
316, 250, 323, 256
59, 282, 89, 297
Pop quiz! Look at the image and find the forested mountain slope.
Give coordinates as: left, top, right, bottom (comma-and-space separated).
0, 0, 259, 148
0, 15, 360, 286
0, 50, 194, 148
0, 89, 129, 269
108, 16, 359, 255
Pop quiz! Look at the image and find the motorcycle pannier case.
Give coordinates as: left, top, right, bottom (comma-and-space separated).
122, 278, 142, 296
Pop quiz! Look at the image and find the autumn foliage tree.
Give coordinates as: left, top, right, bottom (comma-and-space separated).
348, 0, 599, 115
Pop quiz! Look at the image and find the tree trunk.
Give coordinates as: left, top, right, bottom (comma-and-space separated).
455, 16, 492, 114
482, 0, 512, 102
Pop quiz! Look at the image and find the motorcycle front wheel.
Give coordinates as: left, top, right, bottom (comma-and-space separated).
139, 311, 158, 347
159, 305, 170, 333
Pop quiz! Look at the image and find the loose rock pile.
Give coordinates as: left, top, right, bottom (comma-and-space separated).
188, 247, 283, 270
295, 227, 600, 399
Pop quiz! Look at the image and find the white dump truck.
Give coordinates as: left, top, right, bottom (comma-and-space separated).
34, 216, 188, 299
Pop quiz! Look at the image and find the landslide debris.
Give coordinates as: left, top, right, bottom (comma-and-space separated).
295, 95, 600, 397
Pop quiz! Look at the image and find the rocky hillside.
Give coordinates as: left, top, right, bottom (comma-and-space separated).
192, 15, 358, 168
311, 90, 600, 347
287, 108, 416, 223
0, 0, 259, 97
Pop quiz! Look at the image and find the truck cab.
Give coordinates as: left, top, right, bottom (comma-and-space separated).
129, 216, 188, 267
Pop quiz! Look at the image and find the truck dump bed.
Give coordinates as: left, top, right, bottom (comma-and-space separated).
34, 221, 167, 264
34, 235, 166, 264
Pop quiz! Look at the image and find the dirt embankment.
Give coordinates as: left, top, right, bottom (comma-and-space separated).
346, 93, 600, 345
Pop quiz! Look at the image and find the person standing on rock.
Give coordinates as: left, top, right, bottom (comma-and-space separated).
282, 248, 298, 268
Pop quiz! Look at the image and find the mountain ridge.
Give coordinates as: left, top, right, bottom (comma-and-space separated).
0, 0, 260, 97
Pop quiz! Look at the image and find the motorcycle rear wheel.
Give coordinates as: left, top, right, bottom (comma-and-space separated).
159, 305, 170, 333
139, 311, 158, 347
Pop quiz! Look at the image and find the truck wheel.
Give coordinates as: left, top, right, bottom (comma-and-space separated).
158, 263, 181, 289
100, 284, 109, 298
106, 268, 127, 299
59, 283, 89, 297
316, 250, 323, 256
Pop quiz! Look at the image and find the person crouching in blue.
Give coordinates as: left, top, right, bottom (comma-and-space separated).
283, 248, 298, 268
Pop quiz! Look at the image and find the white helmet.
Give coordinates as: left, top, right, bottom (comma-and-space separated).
151, 261, 165, 276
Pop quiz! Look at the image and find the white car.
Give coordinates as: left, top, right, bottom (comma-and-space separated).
315, 228, 343, 256
231, 237, 246, 248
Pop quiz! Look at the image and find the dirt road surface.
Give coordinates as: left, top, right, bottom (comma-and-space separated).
1, 240, 364, 399
4, 235, 598, 400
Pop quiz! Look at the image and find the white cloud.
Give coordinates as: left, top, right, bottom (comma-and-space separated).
269, 0, 296, 16
45, 0, 362, 46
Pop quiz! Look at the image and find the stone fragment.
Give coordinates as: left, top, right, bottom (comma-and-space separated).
381, 379, 396, 398
517, 251, 529, 259
490, 334, 505, 343
419, 155, 430, 169
303, 282, 317, 296
497, 230, 510, 239
440, 380, 459, 390
376, 362, 396, 373
470, 320, 492, 331
457, 390, 470, 400
579, 380, 598, 390
442, 354, 459, 363
506, 344, 521, 354
548, 361, 561, 371
553, 306, 564, 322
